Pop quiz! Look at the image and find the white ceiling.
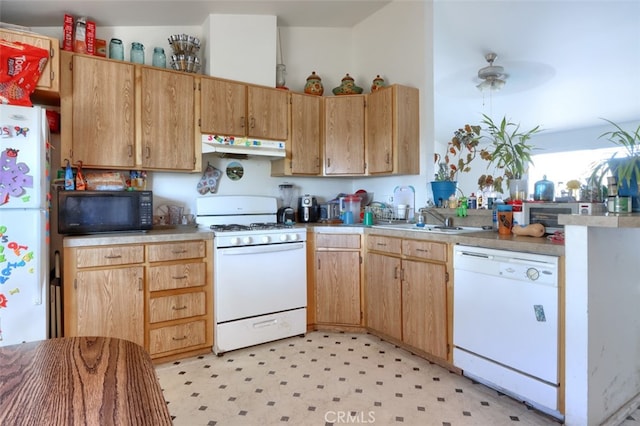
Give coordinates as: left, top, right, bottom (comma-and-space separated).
0, 0, 392, 28
2, 0, 639, 145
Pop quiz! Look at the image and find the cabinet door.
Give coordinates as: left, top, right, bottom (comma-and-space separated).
0, 29, 59, 93
71, 55, 135, 168
290, 93, 321, 174
140, 67, 196, 170
247, 86, 289, 140
394, 85, 420, 175
324, 96, 365, 175
75, 266, 144, 346
402, 259, 447, 359
200, 78, 247, 136
367, 87, 394, 174
365, 253, 402, 340
315, 251, 361, 325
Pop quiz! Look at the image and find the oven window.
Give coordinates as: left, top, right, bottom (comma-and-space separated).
529, 207, 573, 228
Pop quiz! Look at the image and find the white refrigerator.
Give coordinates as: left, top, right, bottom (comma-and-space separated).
0, 104, 49, 346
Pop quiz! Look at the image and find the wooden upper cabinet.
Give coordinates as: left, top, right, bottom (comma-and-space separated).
200, 78, 288, 141
200, 78, 247, 137
0, 28, 60, 96
140, 67, 196, 170
367, 85, 420, 175
290, 92, 321, 175
324, 95, 366, 175
247, 86, 289, 140
367, 87, 394, 174
70, 54, 136, 168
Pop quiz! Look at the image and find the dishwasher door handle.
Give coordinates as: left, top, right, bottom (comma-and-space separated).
457, 251, 494, 260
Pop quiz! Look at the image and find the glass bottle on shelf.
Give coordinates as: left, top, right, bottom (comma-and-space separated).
152, 47, 166, 68
109, 38, 124, 60
130, 42, 145, 64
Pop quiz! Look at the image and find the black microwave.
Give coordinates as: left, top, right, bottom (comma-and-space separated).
58, 190, 153, 234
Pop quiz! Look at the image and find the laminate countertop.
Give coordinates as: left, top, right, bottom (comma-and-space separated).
0, 336, 172, 425
62, 225, 213, 247
305, 223, 564, 256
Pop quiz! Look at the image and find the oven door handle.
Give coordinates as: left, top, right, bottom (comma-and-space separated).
220, 242, 305, 256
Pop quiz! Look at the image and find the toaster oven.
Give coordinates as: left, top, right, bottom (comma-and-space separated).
522, 202, 605, 233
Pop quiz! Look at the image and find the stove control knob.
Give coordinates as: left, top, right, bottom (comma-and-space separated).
261, 236, 271, 244
279, 234, 288, 242
288, 233, 299, 241
230, 237, 241, 246
242, 236, 252, 245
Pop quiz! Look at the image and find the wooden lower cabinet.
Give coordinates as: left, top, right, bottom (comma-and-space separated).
401, 259, 448, 359
315, 251, 361, 325
64, 244, 145, 346
365, 235, 449, 361
311, 233, 363, 327
75, 265, 144, 346
64, 237, 213, 361
365, 252, 402, 340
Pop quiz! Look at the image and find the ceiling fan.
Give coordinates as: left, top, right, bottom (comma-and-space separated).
476, 52, 507, 91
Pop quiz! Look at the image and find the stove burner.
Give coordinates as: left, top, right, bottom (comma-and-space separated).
209, 222, 293, 232
209, 224, 251, 232
249, 222, 289, 230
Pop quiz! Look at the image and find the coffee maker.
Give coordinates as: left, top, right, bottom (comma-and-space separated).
297, 194, 319, 223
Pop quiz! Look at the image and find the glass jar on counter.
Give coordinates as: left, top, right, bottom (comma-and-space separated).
130, 42, 145, 64
152, 47, 166, 68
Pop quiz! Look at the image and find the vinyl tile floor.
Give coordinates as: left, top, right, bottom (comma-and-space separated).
155, 331, 639, 426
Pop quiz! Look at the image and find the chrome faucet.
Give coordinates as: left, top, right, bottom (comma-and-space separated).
422, 208, 454, 228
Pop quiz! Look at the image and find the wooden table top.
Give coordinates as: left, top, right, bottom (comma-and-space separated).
0, 336, 172, 425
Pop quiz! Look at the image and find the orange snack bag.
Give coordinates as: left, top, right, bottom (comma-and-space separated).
0, 39, 49, 106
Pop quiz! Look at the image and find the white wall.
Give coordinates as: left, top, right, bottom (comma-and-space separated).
351, 1, 433, 207
564, 225, 640, 425
202, 14, 276, 86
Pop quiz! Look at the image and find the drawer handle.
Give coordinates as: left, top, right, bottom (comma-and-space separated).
172, 275, 188, 280
172, 249, 188, 254
172, 335, 187, 341
376, 243, 387, 246
172, 305, 187, 311
394, 266, 399, 279
416, 248, 429, 253
104, 254, 122, 259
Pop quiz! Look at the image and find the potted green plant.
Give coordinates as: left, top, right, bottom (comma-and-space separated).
431, 124, 481, 206
590, 119, 640, 211
479, 114, 541, 200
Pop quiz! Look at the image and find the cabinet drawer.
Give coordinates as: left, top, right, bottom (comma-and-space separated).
149, 320, 206, 354
149, 292, 206, 323
147, 241, 205, 262
75, 245, 144, 268
148, 262, 206, 291
367, 235, 401, 255
315, 234, 361, 249
402, 239, 447, 262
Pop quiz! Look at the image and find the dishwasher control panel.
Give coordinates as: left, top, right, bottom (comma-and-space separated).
454, 245, 559, 286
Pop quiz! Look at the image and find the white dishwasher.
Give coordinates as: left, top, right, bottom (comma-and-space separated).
453, 245, 561, 420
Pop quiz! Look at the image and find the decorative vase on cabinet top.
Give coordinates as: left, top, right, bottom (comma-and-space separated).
371, 75, 385, 92
332, 73, 363, 95
304, 71, 324, 96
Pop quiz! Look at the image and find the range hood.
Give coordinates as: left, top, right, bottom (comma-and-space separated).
202, 135, 285, 158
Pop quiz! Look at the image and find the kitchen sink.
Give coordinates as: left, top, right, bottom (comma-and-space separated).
371, 223, 489, 234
